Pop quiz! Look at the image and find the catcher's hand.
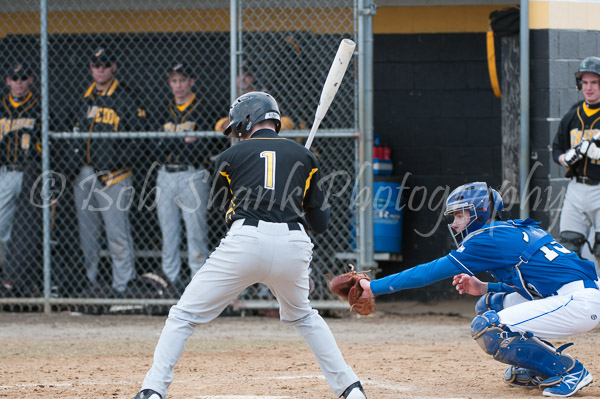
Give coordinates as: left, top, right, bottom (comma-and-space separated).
328, 264, 375, 315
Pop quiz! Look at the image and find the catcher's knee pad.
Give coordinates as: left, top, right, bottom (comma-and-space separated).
593, 232, 600, 257
475, 292, 506, 315
559, 231, 586, 256
471, 311, 575, 379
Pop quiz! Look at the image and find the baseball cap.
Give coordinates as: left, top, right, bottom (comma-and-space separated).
7, 62, 32, 79
90, 47, 115, 66
167, 62, 193, 78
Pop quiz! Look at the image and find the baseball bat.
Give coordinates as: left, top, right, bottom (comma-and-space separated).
305, 38, 356, 150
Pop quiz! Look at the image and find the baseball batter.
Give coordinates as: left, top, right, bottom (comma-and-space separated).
132, 92, 367, 399
552, 56, 600, 264
359, 182, 600, 397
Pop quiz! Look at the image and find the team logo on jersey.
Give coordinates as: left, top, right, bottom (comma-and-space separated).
0, 117, 36, 136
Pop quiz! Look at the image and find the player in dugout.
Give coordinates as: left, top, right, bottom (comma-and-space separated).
358, 181, 600, 398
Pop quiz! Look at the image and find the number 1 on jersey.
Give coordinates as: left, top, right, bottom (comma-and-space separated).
260, 151, 276, 190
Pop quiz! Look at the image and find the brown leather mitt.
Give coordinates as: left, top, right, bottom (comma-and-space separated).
328, 264, 375, 315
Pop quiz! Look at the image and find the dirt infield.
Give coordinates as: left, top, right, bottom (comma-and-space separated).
2, 298, 600, 399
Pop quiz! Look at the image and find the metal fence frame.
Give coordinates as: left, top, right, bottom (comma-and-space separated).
0, 0, 375, 313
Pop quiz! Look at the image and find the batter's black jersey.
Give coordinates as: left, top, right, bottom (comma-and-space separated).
552, 101, 600, 180
214, 129, 327, 226
0, 92, 41, 166
158, 93, 215, 166
76, 79, 148, 171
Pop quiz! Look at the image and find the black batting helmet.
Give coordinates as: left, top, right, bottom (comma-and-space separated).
223, 91, 281, 137
575, 56, 600, 90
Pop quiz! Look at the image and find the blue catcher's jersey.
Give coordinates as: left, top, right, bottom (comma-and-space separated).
448, 218, 598, 298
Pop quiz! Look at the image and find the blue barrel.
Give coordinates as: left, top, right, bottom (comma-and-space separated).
373, 179, 403, 253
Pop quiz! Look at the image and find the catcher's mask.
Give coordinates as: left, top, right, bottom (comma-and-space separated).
575, 56, 600, 90
444, 182, 503, 248
223, 91, 281, 138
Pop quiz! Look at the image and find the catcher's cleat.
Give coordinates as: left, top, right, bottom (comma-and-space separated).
341, 381, 367, 399
132, 389, 163, 399
542, 361, 593, 397
504, 366, 543, 388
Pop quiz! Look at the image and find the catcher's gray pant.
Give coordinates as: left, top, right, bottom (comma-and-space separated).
0, 170, 23, 264
141, 219, 360, 398
560, 179, 600, 238
74, 166, 136, 293
156, 166, 209, 284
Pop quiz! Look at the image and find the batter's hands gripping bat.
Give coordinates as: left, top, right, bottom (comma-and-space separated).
304, 38, 356, 150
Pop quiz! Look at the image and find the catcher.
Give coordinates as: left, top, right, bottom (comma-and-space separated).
333, 182, 600, 398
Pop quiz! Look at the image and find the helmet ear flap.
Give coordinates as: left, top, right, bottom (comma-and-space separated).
234, 121, 244, 137
576, 78, 583, 90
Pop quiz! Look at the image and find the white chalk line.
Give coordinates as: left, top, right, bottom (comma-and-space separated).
248, 375, 410, 392
0, 374, 411, 395
196, 396, 291, 399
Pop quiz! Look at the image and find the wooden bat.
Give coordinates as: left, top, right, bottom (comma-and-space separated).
305, 38, 356, 150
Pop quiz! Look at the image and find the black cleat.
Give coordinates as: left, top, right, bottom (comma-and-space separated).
132, 389, 163, 399
341, 381, 367, 399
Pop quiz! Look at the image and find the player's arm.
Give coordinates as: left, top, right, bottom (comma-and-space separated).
552, 111, 583, 167
210, 156, 233, 211
366, 256, 463, 296
551, 119, 569, 165
450, 274, 515, 297
305, 206, 329, 234
302, 154, 330, 234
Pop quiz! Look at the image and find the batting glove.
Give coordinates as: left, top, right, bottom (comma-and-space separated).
563, 147, 582, 167
579, 140, 600, 160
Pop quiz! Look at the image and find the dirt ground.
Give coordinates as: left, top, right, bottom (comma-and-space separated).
2, 298, 600, 399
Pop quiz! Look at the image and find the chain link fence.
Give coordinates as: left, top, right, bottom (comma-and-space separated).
0, 0, 361, 314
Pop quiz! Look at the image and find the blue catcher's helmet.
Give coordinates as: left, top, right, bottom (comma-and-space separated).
444, 182, 504, 247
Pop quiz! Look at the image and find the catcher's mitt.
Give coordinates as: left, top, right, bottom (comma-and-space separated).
328, 264, 375, 315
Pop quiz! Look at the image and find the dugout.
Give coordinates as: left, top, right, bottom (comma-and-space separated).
2, 0, 599, 307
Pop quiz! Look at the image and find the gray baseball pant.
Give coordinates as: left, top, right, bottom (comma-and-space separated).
156, 166, 209, 284
74, 166, 136, 293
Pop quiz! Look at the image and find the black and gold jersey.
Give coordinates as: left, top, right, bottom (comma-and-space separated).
77, 78, 148, 172
159, 93, 215, 166
214, 129, 327, 226
552, 101, 600, 180
0, 92, 41, 166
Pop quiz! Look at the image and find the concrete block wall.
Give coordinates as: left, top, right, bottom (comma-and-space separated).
373, 33, 502, 299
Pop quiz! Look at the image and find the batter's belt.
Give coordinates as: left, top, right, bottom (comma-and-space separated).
165, 164, 193, 173
242, 218, 301, 231
575, 176, 600, 186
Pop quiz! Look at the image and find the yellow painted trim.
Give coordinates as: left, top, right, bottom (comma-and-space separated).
530, 1, 600, 31
0, 7, 352, 37
4, 4, 600, 38
486, 30, 502, 98
373, 6, 498, 34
